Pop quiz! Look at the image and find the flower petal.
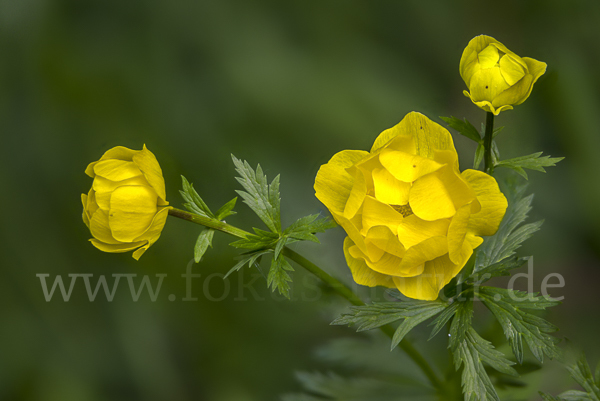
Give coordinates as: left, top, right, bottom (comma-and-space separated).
132, 145, 167, 202
478, 44, 500, 69
343, 237, 395, 288
132, 207, 170, 260
93, 175, 151, 210
398, 236, 448, 277
349, 244, 407, 277
448, 204, 471, 264
343, 169, 367, 219
90, 209, 121, 244
461, 169, 508, 236
94, 160, 142, 182
371, 112, 455, 159
469, 67, 510, 103
81, 193, 90, 228
393, 247, 472, 301
379, 149, 443, 183
109, 185, 158, 242
499, 54, 526, 86
409, 172, 456, 220
365, 226, 405, 258
315, 150, 369, 216
90, 239, 146, 253
372, 168, 411, 205
360, 195, 404, 235
396, 214, 450, 249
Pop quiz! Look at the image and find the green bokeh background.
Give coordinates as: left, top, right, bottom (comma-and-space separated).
2, 0, 599, 400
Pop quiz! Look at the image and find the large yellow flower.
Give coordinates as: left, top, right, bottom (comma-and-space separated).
460, 35, 547, 115
82, 145, 171, 260
314, 112, 507, 300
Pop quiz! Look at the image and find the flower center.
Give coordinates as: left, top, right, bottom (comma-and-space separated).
392, 204, 414, 218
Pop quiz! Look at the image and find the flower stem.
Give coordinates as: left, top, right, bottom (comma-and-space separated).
168, 207, 444, 391
483, 111, 495, 175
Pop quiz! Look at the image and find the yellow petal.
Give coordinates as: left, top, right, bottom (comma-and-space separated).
343, 169, 367, 219
397, 214, 450, 249
85, 162, 97, 178
131, 207, 170, 260
99, 146, 137, 162
94, 160, 142, 182
81, 193, 90, 228
90, 209, 121, 244
499, 54, 526, 86
343, 237, 395, 288
448, 204, 471, 264
371, 112, 455, 159
109, 185, 158, 242
93, 175, 151, 210
85, 189, 99, 218
408, 172, 456, 220
349, 244, 406, 277
379, 149, 443, 183
393, 246, 472, 301
398, 236, 448, 277
315, 150, 369, 215
461, 169, 508, 236
372, 168, 411, 205
478, 45, 500, 69
469, 67, 510, 103
132, 145, 167, 202
492, 74, 533, 108
361, 195, 404, 235
90, 239, 146, 253
460, 35, 498, 87
365, 226, 405, 258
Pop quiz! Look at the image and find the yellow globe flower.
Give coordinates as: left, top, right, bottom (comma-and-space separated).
81, 145, 171, 260
460, 35, 547, 115
314, 112, 507, 300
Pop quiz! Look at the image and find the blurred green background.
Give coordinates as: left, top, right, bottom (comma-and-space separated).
1, 0, 599, 399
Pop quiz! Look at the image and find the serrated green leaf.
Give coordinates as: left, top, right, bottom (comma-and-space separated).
564, 355, 600, 401
224, 250, 271, 278
391, 305, 446, 350
475, 182, 541, 271
332, 300, 447, 346
194, 229, 215, 263
453, 327, 517, 401
180, 175, 215, 218
274, 236, 288, 260
449, 301, 473, 350
267, 256, 294, 298
468, 256, 529, 284
474, 143, 484, 170
559, 390, 595, 401
496, 152, 564, 180
539, 391, 562, 401
232, 155, 281, 233
229, 233, 278, 249
215, 197, 237, 220
479, 287, 560, 364
491, 140, 500, 165
428, 301, 459, 340
284, 214, 337, 243
493, 126, 504, 138
440, 116, 482, 143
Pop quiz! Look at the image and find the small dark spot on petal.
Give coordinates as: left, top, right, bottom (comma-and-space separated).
413, 165, 416, 168
486, 86, 489, 89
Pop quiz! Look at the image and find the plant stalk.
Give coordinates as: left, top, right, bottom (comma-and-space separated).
483, 111, 495, 175
168, 207, 444, 391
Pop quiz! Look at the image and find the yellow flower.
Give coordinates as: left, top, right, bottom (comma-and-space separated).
314, 112, 507, 300
81, 145, 171, 260
460, 35, 547, 115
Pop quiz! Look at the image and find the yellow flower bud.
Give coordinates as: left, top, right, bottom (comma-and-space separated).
314, 112, 508, 300
460, 35, 547, 115
81, 145, 171, 260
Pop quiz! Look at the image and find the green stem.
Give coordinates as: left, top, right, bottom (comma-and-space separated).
483, 111, 495, 175
168, 207, 444, 391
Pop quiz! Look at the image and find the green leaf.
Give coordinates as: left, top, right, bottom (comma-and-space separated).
215, 197, 237, 220
284, 214, 337, 244
493, 126, 504, 138
194, 229, 215, 263
428, 301, 459, 340
453, 327, 517, 401
231, 155, 281, 233
564, 355, 600, 401
332, 300, 447, 349
475, 182, 542, 271
440, 116, 482, 143
539, 392, 562, 401
479, 287, 560, 364
474, 143, 484, 170
224, 250, 271, 279
468, 256, 529, 283
495, 152, 564, 180
180, 175, 215, 218
229, 233, 278, 249
267, 256, 294, 299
